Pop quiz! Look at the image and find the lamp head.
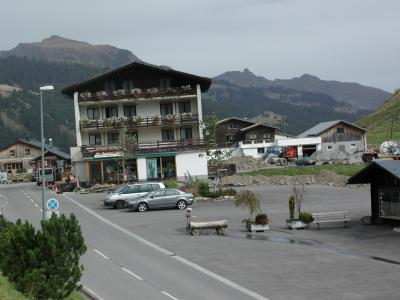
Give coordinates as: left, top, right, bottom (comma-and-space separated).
40, 85, 54, 91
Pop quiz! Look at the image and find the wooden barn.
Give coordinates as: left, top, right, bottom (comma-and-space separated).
348, 160, 400, 224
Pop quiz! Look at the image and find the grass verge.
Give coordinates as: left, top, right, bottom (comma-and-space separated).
241, 163, 367, 177
0, 272, 85, 300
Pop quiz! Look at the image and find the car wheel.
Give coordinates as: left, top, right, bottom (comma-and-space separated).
115, 200, 125, 209
137, 202, 148, 212
177, 200, 187, 210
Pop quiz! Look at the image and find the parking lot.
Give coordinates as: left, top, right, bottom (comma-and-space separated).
67, 184, 400, 300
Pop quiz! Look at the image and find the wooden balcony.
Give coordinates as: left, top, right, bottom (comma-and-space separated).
79, 86, 195, 102
81, 138, 204, 158
80, 113, 199, 130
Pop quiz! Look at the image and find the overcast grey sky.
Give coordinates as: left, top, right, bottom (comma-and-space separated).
1, 0, 399, 91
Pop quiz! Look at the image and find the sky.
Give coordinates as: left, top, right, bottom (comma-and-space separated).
1, 0, 399, 92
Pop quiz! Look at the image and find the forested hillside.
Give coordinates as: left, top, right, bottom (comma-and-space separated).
357, 90, 400, 145
0, 56, 102, 150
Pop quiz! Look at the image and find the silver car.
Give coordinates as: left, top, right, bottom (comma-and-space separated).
127, 189, 194, 212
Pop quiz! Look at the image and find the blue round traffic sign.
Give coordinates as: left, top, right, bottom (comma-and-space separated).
47, 198, 59, 211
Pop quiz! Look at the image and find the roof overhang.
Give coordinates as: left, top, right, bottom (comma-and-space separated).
62, 61, 212, 97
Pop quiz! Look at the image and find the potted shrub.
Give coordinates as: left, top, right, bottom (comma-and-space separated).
246, 213, 269, 232
233, 190, 269, 232
286, 185, 308, 229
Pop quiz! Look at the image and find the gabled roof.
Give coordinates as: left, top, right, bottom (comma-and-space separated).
32, 149, 71, 161
240, 123, 279, 132
0, 139, 70, 160
347, 160, 400, 184
298, 120, 367, 138
62, 61, 212, 96
217, 117, 255, 126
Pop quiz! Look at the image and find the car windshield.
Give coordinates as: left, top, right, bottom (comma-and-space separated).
114, 185, 128, 194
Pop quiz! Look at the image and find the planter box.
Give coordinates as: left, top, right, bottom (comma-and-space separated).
286, 219, 308, 230
246, 221, 269, 232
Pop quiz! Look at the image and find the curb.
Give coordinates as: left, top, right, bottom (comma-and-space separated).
80, 285, 102, 300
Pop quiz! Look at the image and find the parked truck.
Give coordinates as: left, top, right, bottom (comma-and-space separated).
36, 168, 56, 186
362, 141, 400, 162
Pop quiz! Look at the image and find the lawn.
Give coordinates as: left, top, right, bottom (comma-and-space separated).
242, 163, 367, 177
0, 272, 84, 300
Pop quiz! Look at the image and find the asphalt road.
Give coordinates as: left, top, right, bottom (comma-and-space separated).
0, 183, 269, 300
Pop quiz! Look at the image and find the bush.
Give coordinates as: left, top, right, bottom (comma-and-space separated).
255, 213, 269, 225
223, 188, 237, 196
197, 181, 210, 197
299, 212, 314, 223
233, 190, 261, 219
164, 179, 178, 189
0, 214, 86, 299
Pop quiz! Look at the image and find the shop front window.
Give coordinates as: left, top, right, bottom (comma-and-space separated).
147, 158, 161, 179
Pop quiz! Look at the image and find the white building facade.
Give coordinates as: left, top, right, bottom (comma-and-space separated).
62, 62, 211, 184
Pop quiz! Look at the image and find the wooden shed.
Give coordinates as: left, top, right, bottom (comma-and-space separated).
348, 160, 400, 223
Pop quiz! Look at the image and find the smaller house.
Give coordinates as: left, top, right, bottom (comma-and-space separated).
32, 147, 71, 181
0, 139, 70, 175
298, 120, 367, 161
348, 160, 400, 224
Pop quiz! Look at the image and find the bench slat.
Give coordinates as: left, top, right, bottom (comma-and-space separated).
312, 219, 351, 223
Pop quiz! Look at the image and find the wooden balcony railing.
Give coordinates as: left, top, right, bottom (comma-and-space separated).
80, 113, 199, 129
81, 138, 204, 158
79, 86, 195, 102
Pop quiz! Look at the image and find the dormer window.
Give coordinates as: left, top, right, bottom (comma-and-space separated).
9, 150, 15, 157
337, 127, 344, 134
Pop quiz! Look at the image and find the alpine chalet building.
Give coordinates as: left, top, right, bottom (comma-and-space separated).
62, 62, 211, 184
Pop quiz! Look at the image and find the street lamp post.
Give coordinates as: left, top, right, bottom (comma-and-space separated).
39, 85, 54, 221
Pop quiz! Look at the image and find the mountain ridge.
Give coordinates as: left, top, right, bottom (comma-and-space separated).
215, 69, 391, 111
0, 35, 139, 68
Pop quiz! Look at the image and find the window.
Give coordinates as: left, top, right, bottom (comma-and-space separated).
180, 128, 192, 140
89, 133, 101, 145
123, 105, 136, 118
178, 102, 191, 113
327, 145, 333, 150
138, 185, 151, 193
165, 190, 180, 196
152, 190, 166, 197
338, 144, 345, 152
337, 127, 344, 134
24, 148, 31, 156
160, 103, 173, 115
150, 184, 161, 191
257, 148, 265, 154
160, 78, 171, 90
107, 133, 119, 144
124, 185, 139, 194
262, 133, 271, 139
249, 133, 257, 140
226, 135, 234, 143
123, 80, 134, 91
9, 150, 15, 156
227, 124, 233, 129
162, 129, 175, 141
350, 144, 356, 148
233, 124, 238, 129
379, 189, 400, 220
105, 106, 118, 118
87, 107, 100, 119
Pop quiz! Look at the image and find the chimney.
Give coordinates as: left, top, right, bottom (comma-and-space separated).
49, 138, 53, 146
26, 134, 30, 141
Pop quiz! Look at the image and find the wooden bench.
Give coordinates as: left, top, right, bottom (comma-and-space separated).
189, 220, 228, 236
312, 211, 350, 229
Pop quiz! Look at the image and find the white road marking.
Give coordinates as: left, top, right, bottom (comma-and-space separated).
63, 194, 271, 300
122, 267, 143, 280
30, 199, 34, 203
40, 209, 43, 213
162, 291, 179, 300
34, 203, 38, 208
93, 249, 109, 260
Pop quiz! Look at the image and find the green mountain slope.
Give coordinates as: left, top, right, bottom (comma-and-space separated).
0, 56, 102, 151
357, 90, 400, 145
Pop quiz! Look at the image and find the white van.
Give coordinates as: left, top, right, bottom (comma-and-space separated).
104, 182, 165, 209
